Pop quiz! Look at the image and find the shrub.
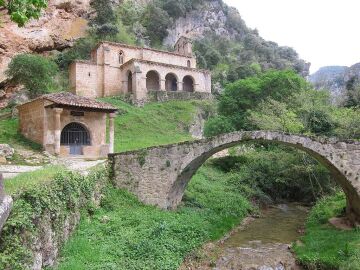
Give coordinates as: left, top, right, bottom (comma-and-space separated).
6, 54, 58, 98
204, 115, 235, 137
0, 0, 48, 26
0, 167, 108, 269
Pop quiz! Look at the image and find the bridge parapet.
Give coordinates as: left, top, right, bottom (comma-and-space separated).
109, 131, 360, 225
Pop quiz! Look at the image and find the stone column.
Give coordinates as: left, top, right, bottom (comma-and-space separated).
54, 108, 63, 156
109, 113, 116, 154
177, 82, 183, 91
160, 79, 166, 91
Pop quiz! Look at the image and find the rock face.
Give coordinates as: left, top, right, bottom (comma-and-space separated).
164, 1, 238, 46
0, 0, 91, 83
163, 0, 309, 77
309, 66, 348, 96
0, 144, 14, 159
309, 62, 360, 103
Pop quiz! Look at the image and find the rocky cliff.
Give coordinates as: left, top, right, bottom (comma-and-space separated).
0, 0, 91, 83
309, 63, 360, 102
0, 0, 309, 102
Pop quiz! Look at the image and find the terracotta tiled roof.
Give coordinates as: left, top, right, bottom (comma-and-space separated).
42, 92, 117, 111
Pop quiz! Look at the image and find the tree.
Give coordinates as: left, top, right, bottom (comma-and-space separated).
218, 70, 308, 130
0, 0, 47, 26
204, 116, 235, 137
141, 2, 171, 45
344, 77, 360, 107
6, 54, 58, 98
247, 98, 304, 133
89, 0, 119, 39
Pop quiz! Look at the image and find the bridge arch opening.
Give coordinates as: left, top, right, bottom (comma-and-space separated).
164, 132, 360, 224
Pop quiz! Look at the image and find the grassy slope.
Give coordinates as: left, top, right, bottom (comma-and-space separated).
294, 192, 360, 269
55, 165, 252, 270
101, 98, 213, 152
4, 166, 64, 195
0, 118, 42, 150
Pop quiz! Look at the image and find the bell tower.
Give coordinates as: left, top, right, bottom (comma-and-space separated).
174, 36, 193, 57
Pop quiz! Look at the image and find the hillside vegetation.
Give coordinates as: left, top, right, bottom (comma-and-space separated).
101, 98, 214, 152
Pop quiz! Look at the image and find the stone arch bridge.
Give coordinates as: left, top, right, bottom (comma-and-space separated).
109, 131, 360, 224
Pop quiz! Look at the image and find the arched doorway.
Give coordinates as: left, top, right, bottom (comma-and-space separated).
183, 75, 194, 92
165, 73, 178, 91
61, 122, 91, 155
127, 72, 133, 93
146, 70, 160, 91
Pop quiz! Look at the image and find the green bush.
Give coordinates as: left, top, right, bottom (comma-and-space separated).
6, 54, 58, 98
0, 167, 109, 270
0, 0, 48, 26
204, 115, 235, 137
141, 2, 172, 46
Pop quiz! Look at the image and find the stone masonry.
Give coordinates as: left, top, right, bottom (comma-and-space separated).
69, 37, 212, 103
109, 131, 360, 225
0, 174, 12, 233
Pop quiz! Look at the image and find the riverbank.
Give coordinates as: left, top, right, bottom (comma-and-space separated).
180, 204, 308, 270
294, 192, 360, 269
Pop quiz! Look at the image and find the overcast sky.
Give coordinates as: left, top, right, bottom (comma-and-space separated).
223, 0, 360, 73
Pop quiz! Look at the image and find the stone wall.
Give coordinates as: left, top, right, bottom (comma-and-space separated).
147, 91, 213, 103
109, 131, 360, 225
0, 168, 108, 270
95, 42, 197, 69
18, 99, 45, 145
70, 41, 211, 101
0, 174, 12, 233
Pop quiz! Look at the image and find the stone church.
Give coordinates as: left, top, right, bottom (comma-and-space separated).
17, 92, 118, 158
69, 37, 212, 102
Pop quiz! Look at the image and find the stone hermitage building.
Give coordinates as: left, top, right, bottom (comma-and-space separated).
69, 37, 212, 102
17, 92, 118, 158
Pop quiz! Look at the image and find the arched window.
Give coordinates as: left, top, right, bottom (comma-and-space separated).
187, 60, 191, 68
165, 73, 178, 91
61, 123, 91, 146
146, 70, 160, 91
183, 75, 195, 92
119, 51, 124, 64
128, 71, 133, 93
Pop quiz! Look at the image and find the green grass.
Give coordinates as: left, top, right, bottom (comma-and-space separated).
4, 166, 64, 195
0, 118, 42, 150
294, 192, 360, 269
101, 98, 213, 152
54, 165, 252, 270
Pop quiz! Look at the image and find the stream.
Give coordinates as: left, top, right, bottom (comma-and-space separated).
216, 204, 308, 270
181, 203, 308, 270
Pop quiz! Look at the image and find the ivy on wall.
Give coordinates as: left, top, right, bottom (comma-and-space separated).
0, 166, 109, 269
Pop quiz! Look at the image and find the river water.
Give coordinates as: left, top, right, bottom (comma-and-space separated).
181, 203, 308, 270
216, 204, 308, 270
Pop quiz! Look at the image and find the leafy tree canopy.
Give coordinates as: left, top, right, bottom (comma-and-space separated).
0, 0, 47, 26
6, 54, 58, 98
218, 70, 308, 129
